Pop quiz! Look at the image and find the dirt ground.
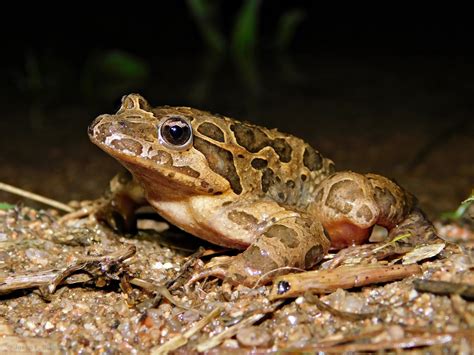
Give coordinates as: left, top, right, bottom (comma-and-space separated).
0, 55, 473, 353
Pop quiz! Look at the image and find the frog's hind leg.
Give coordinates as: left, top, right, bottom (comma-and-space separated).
312, 171, 438, 249
188, 211, 331, 286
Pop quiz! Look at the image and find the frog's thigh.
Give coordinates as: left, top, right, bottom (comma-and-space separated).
312, 171, 415, 248
229, 212, 330, 284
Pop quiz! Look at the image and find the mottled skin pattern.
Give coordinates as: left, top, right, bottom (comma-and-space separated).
89, 94, 437, 286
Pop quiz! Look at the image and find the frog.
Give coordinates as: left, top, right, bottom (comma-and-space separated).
88, 94, 438, 286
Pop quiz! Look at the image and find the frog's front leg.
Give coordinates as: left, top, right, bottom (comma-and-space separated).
189, 210, 330, 286
311, 171, 438, 249
95, 171, 147, 233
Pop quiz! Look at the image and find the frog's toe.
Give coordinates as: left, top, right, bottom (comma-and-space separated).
388, 208, 439, 245
187, 264, 229, 285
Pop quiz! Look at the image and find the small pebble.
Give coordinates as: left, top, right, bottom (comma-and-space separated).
236, 326, 271, 347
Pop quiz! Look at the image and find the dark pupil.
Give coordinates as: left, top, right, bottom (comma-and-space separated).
169, 125, 183, 140
162, 120, 191, 145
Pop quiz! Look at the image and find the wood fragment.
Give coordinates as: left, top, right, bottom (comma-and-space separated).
0, 181, 74, 213
413, 279, 474, 300
130, 277, 204, 314
304, 291, 375, 320
296, 330, 473, 352
270, 264, 422, 299
0, 246, 136, 295
167, 247, 205, 290
324, 243, 413, 269
150, 306, 223, 355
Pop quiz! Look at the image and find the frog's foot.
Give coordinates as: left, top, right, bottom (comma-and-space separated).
388, 208, 438, 245
94, 172, 147, 233
189, 213, 330, 287
313, 171, 438, 249
188, 252, 295, 287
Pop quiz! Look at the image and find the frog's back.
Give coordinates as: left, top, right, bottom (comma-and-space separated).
153, 106, 336, 208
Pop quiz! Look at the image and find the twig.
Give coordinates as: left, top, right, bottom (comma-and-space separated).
167, 247, 205, 290
270, 264, 422, 299
130, 278, 204, 314
150, 306, 223, 355
413, 279, 474, 300
0, 246, 136, 295
0, 181, 74, 213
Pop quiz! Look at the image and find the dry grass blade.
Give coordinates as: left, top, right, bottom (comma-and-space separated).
304, 330, 473, 352
304, 291, 375, 320
270, 264, 422, 299
0, 181, 74, 212
196, 300, 284, 352
150, 306, 223, 355
414, 279, 474, 300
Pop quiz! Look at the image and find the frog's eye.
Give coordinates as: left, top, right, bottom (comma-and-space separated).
158, 116, 193, 150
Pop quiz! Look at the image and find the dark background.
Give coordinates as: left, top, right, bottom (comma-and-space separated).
1, 2, 473, 216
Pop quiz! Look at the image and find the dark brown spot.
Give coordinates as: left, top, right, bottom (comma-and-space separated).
328, 162, 336, 173
228, 210, 258, 228
356, 204, 373, 222
278, 192, 285, 201
237, 154, 245, 159
326, 180, 364, 214
222, 201, 232, 206
111, 138, 143, 156
271, 138, 292, 163
275, 176, 281, 183
231, 123, 270, 153
304, 245, 324, 269
194, 137, 243, 194
197, 122, 225, 142
242, 245, 279, 273
286, 180, 295, 189
251, 158, 268, 170
261, 168, 275, 193
174, 166, 200, 178
201, 181, 210, 188
301, 174, 307, 181
265, 224, 299, 248
303, 146, 323, 171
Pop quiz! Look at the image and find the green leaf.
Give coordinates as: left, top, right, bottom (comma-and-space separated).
187, 0, 226, 53
274, 9, 306, 51
99, 51, 149, 79
441, 190, 474, 221
0, 202, 14, 210
231, 0, 261, 56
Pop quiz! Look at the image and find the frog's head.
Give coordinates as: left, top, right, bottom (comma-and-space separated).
89, 94, 244, 199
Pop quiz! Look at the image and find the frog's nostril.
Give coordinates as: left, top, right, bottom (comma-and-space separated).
121, 94, 150, 111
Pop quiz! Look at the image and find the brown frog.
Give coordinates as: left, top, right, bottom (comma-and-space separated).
88, 94, 437, 286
